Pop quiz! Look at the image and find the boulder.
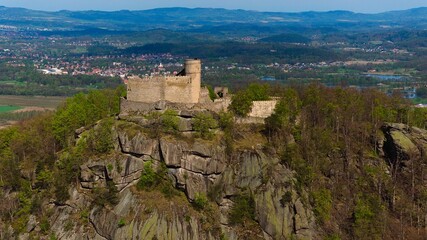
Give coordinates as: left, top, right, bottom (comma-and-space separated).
382, 123, 424, 167
178, 118, 193, 132
118, 130, 158, 157
26, 215, 37, 233
160, 138, 186, 167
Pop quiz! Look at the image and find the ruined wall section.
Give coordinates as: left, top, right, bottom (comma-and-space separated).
164, 76, 193, 103
248, 100, 278, 118
127, 76, 199, 104
127, 76, 165, 103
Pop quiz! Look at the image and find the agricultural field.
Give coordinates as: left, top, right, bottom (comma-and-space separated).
0, 95, 66, 127
0, 105, 22, 113
0, 95, 65, 109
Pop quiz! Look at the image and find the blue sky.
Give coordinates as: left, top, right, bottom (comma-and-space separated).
0, 0, 425, 13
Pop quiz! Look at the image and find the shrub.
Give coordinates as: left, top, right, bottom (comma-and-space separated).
80, 209, 89, 223
40, 216, 50, 234
92, 180, 119, 206
107, 164, 113, 172
324, 234, 341, 240
229, 193, 256, 225
219, 111, 235, 155
193, 193, 209, 210
160, 182, 179, 199
64, 220, 74, 231
54, 178, 70, 204
218, 111, 234, 130
118, 218, 126, 228
280, 191, 293, 207
161, 109, 180, 133
193, 112, 217, 139
207, 85, 218, 101
137, 161, 160, 190
311, 188, 332, 224
35, 168, 53, 189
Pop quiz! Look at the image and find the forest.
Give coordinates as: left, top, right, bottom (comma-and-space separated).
1, 84, 427, 239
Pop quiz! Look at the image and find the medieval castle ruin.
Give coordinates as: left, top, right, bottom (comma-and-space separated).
120, 58, 277, 121
127, 59, 202, 104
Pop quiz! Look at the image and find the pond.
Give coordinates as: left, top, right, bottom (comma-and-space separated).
364, 74, 408, 81
261, 76, 276, 81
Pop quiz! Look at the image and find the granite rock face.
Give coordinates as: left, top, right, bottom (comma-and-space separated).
16, 119, 319, 240
381, 123, 427, 168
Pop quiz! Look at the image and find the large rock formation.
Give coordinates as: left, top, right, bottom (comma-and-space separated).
381, 123, 427, 168
14, 118, 318, 240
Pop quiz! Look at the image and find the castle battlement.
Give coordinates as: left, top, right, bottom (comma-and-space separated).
127, 59, 201, 104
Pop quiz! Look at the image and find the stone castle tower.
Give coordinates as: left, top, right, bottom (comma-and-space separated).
183, 58, 201, 103
127, 59, 202, 104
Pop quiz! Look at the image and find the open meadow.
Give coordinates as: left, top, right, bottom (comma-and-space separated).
0, 95, 66, 109
0, 95, 66, 127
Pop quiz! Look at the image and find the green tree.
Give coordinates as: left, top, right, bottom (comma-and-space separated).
311, 188, 332, 224
52, 87, 123, 147
193, 112, 217, 139
246, 83, 270, 101
228, 91, 253, 117
87, 118, 114, 154
265, 88, 301, 137
353, 194, 385, 240
229, 192, 256, 225
416, 87, 427, 98
228, 83, 270, 117
161, 109, 180, 133
137, 161, 160, 190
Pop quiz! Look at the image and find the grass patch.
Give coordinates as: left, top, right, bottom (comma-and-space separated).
0, 105, 21, 113
411, 98, 427, 105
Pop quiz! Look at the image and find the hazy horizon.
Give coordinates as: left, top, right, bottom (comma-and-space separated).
0, 0, 425, 13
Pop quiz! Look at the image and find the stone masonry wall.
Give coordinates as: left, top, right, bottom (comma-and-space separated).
248, 100, 278, 118
164, 76, 193, 103
127, 76, 199, 104
127, 76, 164, 103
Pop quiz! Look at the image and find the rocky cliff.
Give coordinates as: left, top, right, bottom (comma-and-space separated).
8, 114, 427, 240
8, 115, 316, 240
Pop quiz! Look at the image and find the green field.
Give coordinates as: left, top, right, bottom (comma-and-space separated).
0, 95, 66, 126
0, 95, 66, 109
0, 105, 21, 113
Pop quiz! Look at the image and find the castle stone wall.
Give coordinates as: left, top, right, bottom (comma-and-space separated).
248, 100, 278, 118
164, 76, 193, 103
127, 76, 165, 103
126, 59, 201, 104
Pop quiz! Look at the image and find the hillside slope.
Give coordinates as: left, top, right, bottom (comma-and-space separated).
1, 85, 427, 239
1, 6, 427, 31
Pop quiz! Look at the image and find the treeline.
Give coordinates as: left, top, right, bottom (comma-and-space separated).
259, 84, 427, 239
116, 42, 344, 64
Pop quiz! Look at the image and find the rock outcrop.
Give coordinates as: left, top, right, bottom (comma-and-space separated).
15, 119, 318, 240
381, 123, 427, 168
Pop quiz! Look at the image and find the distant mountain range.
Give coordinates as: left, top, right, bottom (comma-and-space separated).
0, 6, 427, 32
